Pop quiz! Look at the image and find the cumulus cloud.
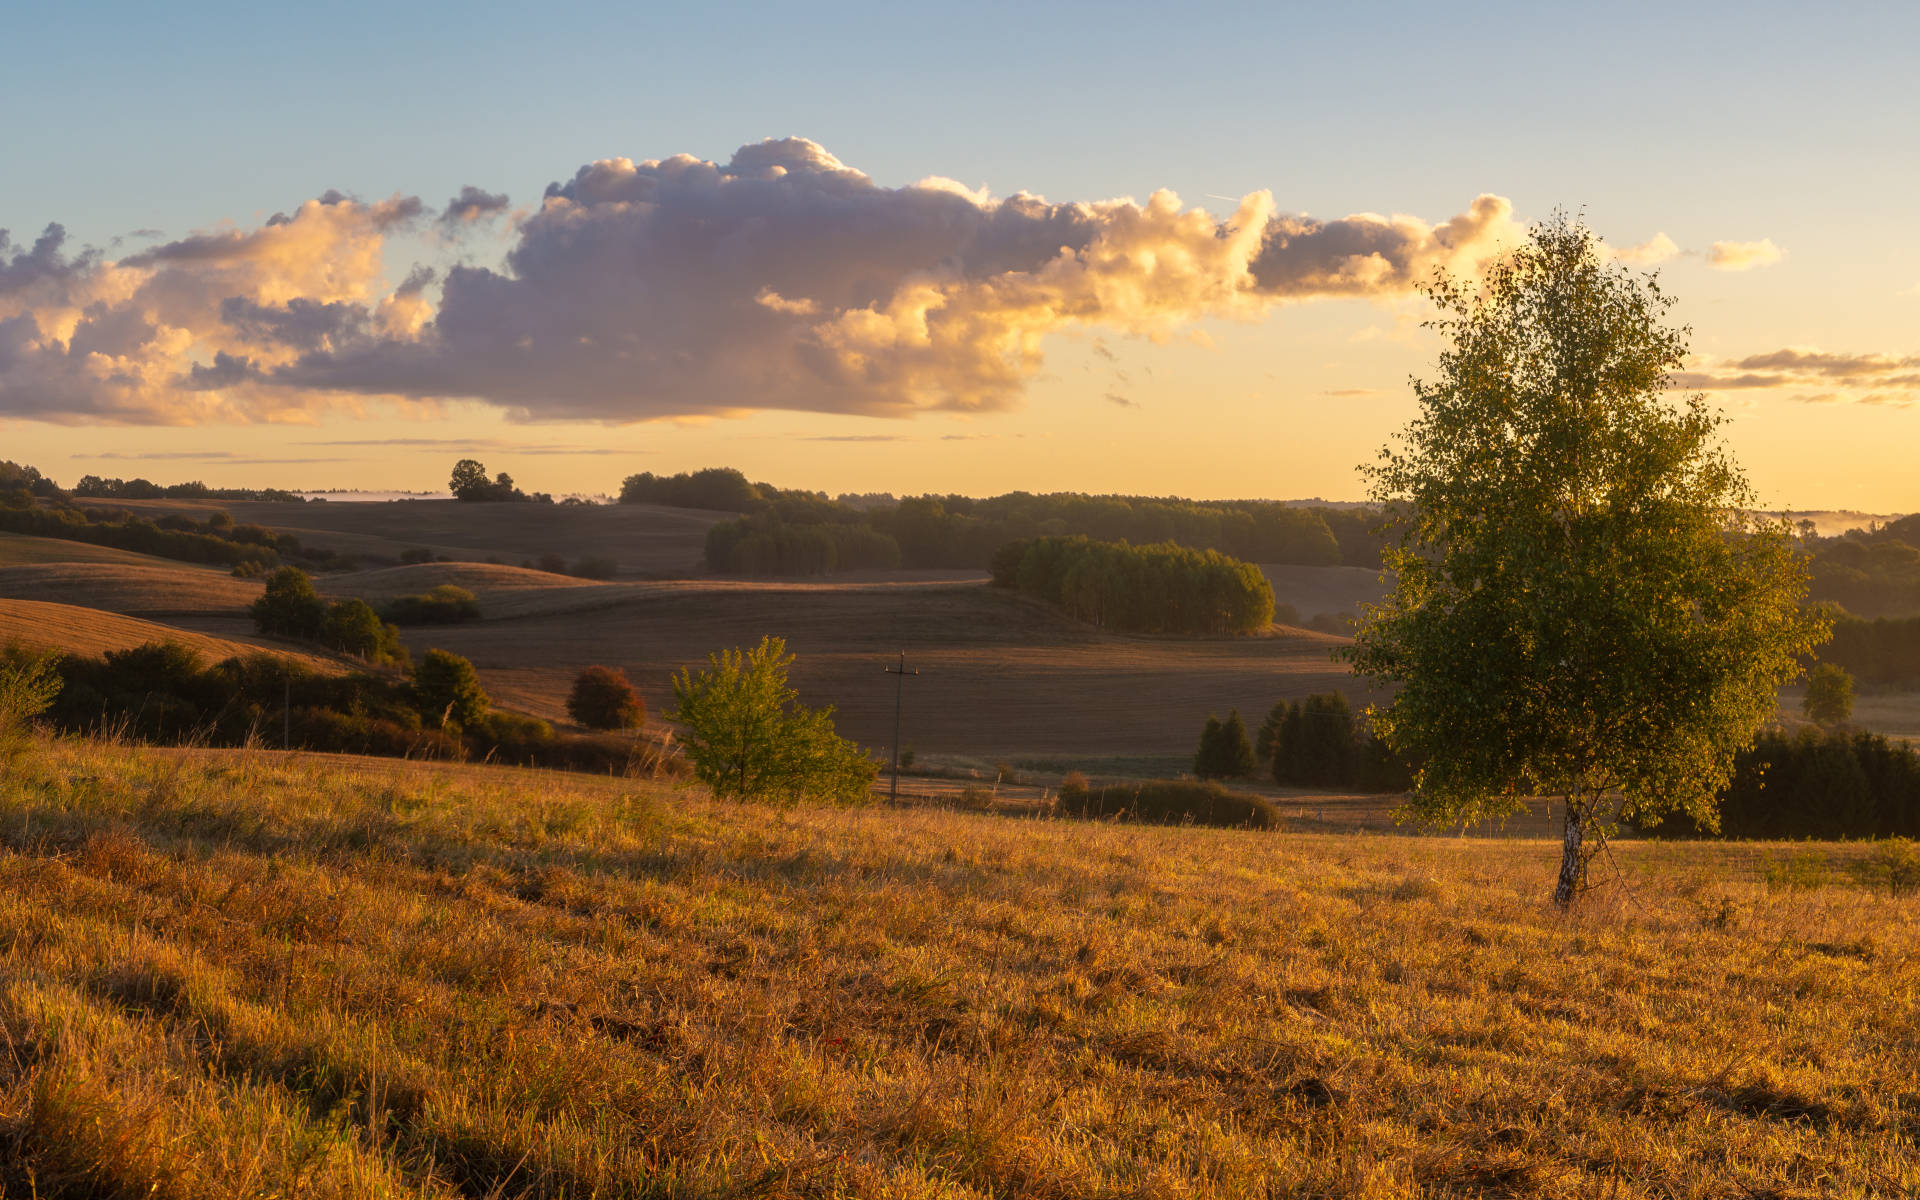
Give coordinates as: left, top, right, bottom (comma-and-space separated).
0, 193, 424, 423
0, 138, 1538, 425
440, 186, 512, 227
1611, 232, 1680, 265
1672, 346, 1920, 408
1707, 238, 1784, 271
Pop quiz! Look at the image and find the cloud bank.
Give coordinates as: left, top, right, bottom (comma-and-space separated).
1673, 347, 1920, 408
0, 138, 1775, 425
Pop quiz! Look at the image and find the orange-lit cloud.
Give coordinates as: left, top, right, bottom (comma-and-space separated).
1673, 346, 1920, 408
1611, 233, 1680, 265
0, 138, 1775, 426
1706, 238, 1784, 271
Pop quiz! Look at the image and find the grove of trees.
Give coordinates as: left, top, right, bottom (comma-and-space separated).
991, 536, 1275, 635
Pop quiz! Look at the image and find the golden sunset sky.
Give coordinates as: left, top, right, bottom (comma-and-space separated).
4, 3, 1916, 508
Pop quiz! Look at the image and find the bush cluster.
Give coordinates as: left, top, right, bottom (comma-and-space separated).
14, 639, 668, 776
1258, 692, 1413, 791
0, 501, 282, 571
991, 536, 1274, 635
1646, 728, 1920, 839
1193, 711, 1255, 778
567, 666, 645, 731
381, 585, 481, 625
249, 568, 407, 666
1056, 778, 1280, 830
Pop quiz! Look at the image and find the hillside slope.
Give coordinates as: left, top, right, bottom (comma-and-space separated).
401, 580, 1359, 758
0, 599, 341, 672
0, 741, 1914, 1197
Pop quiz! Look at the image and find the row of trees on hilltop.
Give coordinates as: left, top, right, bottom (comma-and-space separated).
991, 536, 1274, 635
622, 466, 1383, 575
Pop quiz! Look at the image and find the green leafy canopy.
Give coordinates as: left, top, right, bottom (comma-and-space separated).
669, 636, 876, 805
1343, 214, 1827, 852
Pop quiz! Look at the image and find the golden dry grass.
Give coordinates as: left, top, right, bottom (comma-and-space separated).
0, 599, 341, 673
0, 562, 262, 615
0, 533, 186, 569
2, 739, 1917, 1198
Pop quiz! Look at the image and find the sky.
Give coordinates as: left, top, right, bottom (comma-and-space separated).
3, 0, 1917, 508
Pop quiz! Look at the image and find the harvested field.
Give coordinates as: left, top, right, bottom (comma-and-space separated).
2, 739, 1915, 1198
355, 579, 1363, 760
112, 498, 722, 575
0, 532, 187, 569
0, 562, 261, 616
0, 599, 341, 672
1261, 563, 1389, 624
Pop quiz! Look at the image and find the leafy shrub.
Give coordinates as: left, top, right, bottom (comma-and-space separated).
381, 585, 481, 625
669, 636, 875, 804
399, 547, 434, 565
1873, 838, 1920, 896
0, 642, 64, 759
250, 567, 327, 640
319, 598, 407, 665
1058, 780, 1280, 830
572, 555, 618, 580
537, 553, 567, 575
413, 649, 488, 730
1802, 663, 1854, 727
567, 666, 645, 731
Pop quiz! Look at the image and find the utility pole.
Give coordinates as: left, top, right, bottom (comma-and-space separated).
883, 652, 918, 804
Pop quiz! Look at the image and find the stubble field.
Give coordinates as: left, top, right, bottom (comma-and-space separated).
2, 740, 1916, 1199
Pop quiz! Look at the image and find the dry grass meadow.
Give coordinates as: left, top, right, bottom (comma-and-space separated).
3, 738, 1918, 1198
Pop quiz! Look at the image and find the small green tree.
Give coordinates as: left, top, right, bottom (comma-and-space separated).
249, 567, 327, 640
1344, 215, 1827, 907
0, 642, 63, 760
1803, 663, 1854, 728
1194, 710, 1256, 779
1193, 715, 1224, 778
567, 665, 645, 731
413, 649, 488, 730
669, 636, 875, 804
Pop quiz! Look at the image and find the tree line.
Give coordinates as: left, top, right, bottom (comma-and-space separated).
1803, 515, 1920, 619
0, 497, 329, 572
990, 536, 1275, 635
622, 467, 1383, 575
1819, 613, 1920, 685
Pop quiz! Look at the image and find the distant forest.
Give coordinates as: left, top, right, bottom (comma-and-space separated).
621, 467, 1383, 574
1804, 514, 1920, 619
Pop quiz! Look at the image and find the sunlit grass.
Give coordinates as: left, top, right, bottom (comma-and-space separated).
2, 737, 1916, 1197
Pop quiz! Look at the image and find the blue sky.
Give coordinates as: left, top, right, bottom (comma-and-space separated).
4, 1, 1918, 506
